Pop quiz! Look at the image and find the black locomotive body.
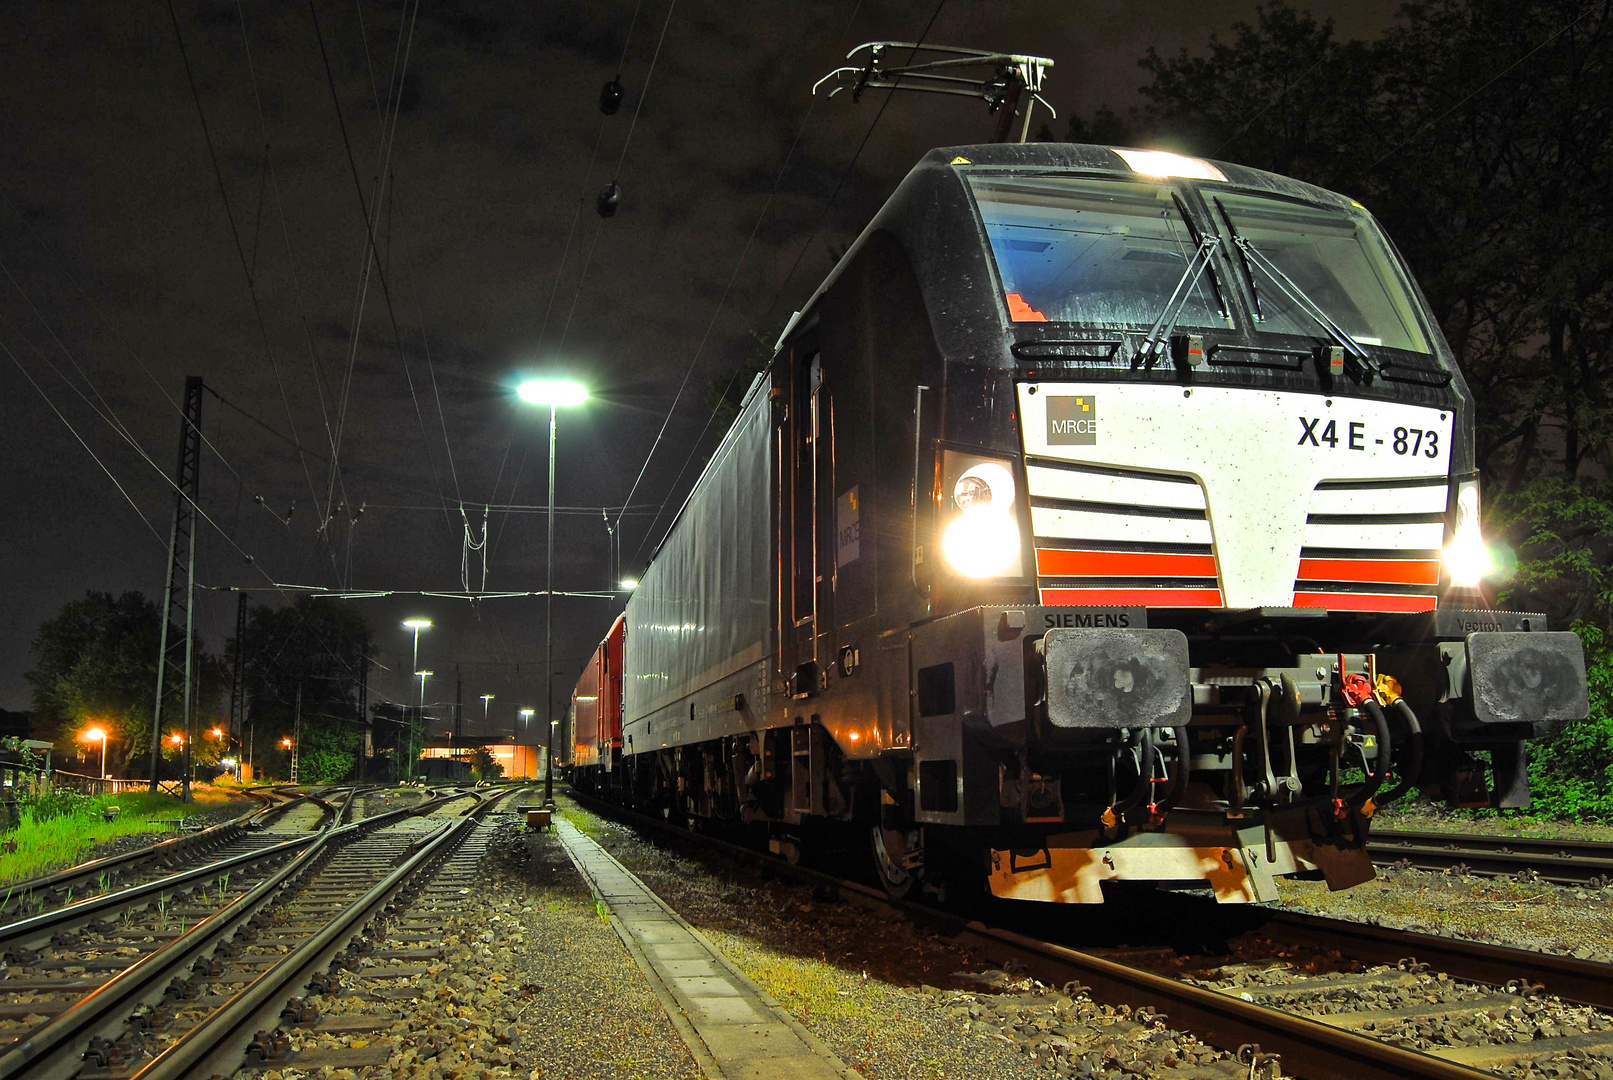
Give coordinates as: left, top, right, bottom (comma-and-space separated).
571, 143, 1590, 904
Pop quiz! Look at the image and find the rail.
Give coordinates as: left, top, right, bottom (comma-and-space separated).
0, 786, 489, 1080
566, 789, 1609, 1080
1368, 827, 1613, 885
0, 788, 301, 916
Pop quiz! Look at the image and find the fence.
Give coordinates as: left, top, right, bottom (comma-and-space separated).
50, 771, 180, 797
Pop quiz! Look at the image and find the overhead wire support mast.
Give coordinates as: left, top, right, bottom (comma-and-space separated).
813, 43, 1055, 143
149, 376, 203, 801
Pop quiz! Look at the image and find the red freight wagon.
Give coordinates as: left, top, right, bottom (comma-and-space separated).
571, 614, 624, 773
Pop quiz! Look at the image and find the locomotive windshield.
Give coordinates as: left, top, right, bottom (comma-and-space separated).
966, 173, 1432, 357
1213, 192, 1429, 353
967, 176, 1227, 329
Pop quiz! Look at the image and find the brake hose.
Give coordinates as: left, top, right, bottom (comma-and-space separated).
1377, 698, 1423, 805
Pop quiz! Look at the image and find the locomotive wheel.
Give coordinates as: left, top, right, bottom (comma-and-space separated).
871, 825, 923, 900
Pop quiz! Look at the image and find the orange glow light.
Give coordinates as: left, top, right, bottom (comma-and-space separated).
210, 727, 224, 739
168, 733, 183, 745
281, 737, 293, 748
83, 727, 106, 743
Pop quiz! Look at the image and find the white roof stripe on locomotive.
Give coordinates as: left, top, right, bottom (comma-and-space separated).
1300, 520, 1447, 552
1026, 464, 1207, 511
1306, 482, 1447, 517
1030, 505, 1215, 546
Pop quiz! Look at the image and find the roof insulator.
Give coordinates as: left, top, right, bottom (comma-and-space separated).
600, 77, 624, 115
596, 182, 621, 218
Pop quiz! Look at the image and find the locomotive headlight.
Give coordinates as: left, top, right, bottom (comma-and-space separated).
953, 462, 1014, 510
1443, 480, 1492, 588
942, 457, 1022, 578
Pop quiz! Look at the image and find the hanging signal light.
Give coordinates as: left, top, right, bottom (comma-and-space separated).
600, 77, 624, 115
597, 181, 621, 218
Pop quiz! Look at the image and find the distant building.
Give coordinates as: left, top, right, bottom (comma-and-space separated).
419, 735, 542, 779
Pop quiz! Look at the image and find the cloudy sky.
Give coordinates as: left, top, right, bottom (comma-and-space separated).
0, 0, 1399, 732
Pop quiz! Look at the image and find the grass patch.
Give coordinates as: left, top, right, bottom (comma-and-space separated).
559, 799, 606, 840
716, 933, 880, 1023
0, 787, 240, 885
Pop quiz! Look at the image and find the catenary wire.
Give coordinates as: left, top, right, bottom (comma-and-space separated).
759, 0, 944, 329
1365, 0, 1609, 171
0, 337, 167, 549
170, 0, 348, 579
305, 0, 454, 546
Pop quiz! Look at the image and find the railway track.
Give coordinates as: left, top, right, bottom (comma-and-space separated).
0, 784, 523, 1079
0, 786, 313, 920
566, 789, 1613, 1080
1369, 829, 1613, 886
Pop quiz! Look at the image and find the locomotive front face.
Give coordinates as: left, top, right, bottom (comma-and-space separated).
957, 165, 1453, 610
898, 149, 1590, 903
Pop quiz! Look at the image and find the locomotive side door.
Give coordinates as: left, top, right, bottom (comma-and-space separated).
776, 344, 831, 699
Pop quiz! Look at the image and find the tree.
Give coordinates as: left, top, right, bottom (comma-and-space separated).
25, 591, 161, 772
234, 598, 371, 783
1135, 0, 1613, 486
470, 746, 504, 782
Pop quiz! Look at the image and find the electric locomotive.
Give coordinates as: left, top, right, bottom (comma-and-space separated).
569, 142, 1590, 905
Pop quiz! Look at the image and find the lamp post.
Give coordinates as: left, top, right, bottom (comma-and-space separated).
518, 708, 534, 776
402, 620, 432, 784
403, 619, 432, 673
515, 378, 588, 809
83, 727, 108, 781
481, 693, 495, 735
414, 670, 433, 781
550, 718, 559, 794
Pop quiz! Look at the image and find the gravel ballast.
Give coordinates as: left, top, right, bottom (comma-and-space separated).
558, 797, 1270, 1080
1276, 864, 1613, 964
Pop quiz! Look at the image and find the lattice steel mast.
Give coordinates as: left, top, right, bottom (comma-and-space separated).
148, 375, 203, 801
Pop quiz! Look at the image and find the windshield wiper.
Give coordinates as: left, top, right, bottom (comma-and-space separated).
1136, 233, 1221, 368
1212, 199, 1379, 376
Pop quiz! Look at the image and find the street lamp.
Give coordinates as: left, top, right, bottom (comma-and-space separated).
402, 619, 432, 674
414, 670, 433, 781
207, 726, 240, 782
481, 693, 495, 735
402, 620, 432, 780
82, 727, 108, 780
515, 377, 589, 808
619, 577, 639, 590
279, 735, 297, 782
518, 708, 534, 774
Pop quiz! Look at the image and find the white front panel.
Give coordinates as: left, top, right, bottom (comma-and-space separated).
1307, 483, 1447, 517
1030, 505, 1214, 546
1301, 520, 1447, 552
1026, 464, 1207, 510
1019, 384, 1453, 607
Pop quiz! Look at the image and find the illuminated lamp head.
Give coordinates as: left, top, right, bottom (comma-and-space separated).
1444, 482, 1492, 588
941, 461, 1021, 578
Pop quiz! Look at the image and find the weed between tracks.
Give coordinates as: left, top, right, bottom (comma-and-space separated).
1278, 865, 1613, 962
0, 788, 242, 884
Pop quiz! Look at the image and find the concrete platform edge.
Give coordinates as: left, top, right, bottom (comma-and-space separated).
549, 826, 724, 1080
551, 813, 859, 1080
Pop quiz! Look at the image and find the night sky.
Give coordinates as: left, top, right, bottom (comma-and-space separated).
0, 0, 1399, 734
